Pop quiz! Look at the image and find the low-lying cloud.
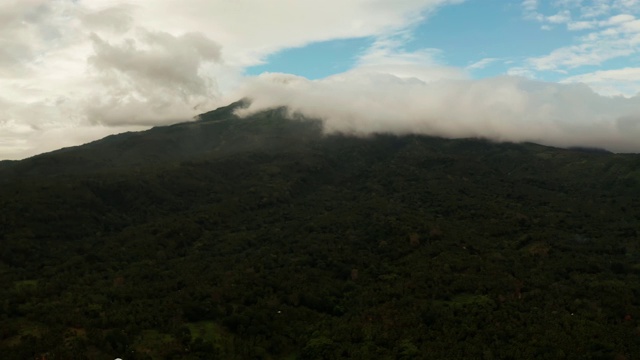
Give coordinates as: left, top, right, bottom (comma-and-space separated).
236, 72, 640, 153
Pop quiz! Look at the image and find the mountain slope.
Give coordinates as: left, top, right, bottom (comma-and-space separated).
1, 102, 640, 359
0, 100, 327, 180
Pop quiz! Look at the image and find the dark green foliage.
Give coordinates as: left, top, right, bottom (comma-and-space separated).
1, 102, 640, 359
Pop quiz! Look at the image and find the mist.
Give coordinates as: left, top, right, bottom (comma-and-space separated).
235, 72, 640, 153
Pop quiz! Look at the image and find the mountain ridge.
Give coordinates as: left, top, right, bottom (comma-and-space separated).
0, 100, 632, 182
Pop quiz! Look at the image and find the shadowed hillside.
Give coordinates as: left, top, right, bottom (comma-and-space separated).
1, 101, 640, 359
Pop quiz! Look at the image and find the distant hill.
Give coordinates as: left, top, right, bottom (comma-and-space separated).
1, 101, 640, 359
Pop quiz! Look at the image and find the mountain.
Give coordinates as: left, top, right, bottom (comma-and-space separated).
1, 101, 640, 359
0, 99, 298, 179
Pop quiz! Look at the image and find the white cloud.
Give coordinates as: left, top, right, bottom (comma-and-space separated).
522, 0, 539, 12
567, 21, 597, 30
606, 14, 636, 24
0, 0, 463, 159
522, 0, 572, 27
236, 72, 640, 153
561, 67, 640, 96
519, 1, 640, 82
528, 41, 635, 71
85, 0, 463, 67
467, 58, 499, 71
547, 10, 572, 24
78, 3, 134, 34
350, 33, 466, 83
83, 30, 223, 126
507, 67, 537, 78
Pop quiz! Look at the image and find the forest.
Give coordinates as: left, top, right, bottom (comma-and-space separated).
1, 102, 640, 359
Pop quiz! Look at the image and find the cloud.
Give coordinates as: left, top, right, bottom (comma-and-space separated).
522, 0, 538, 12
467, 58, 499, 71
351, 33, 466, 82
547, 10, 572, 24
0, 0, 78, 76
2, 0, 639, 160
522, 0, 572, 27
96, 0, 464, 67
0, 0, 462, 159
567, 21, 597, 31
236, 72, 640, 153
88, 31, 221, 96
506, 67, 537, 78
79, 4, 134, 34
517, 1, 640, 88
561, 67, 640, 96
528, 40, 634, 71
84, 30, 223, 126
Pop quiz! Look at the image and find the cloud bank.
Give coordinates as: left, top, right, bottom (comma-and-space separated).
236, 72, 640, 153
1, 0, 639, 159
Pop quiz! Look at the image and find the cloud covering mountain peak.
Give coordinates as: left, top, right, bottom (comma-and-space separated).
237, 72, 640, 152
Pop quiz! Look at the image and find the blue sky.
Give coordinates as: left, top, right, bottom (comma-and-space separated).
248, 1, 546, 79
247, 0, 640, 89
247, 37, 373, 80
1, 0, 640, 159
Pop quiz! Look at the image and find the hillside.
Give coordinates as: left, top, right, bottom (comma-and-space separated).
1, 101, 640, 359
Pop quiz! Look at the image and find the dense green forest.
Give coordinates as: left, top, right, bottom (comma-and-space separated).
1, 102, 640, 359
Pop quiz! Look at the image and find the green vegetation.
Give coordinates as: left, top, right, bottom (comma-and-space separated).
1, 102, 639, 359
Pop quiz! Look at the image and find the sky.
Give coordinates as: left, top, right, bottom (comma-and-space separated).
1, 0, 640, 160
